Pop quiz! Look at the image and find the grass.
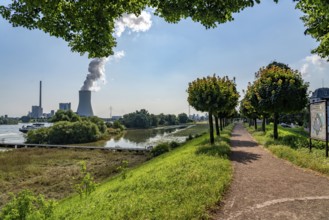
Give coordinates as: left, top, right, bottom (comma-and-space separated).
0, 149, 148, 208
172, 123, 209, 137
51, 125, 234, 220
245, 123, 329, 176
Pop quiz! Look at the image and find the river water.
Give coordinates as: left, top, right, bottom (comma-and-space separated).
0, 124, 191, 149
101, 125, 189, 149
0, 124, 25, 144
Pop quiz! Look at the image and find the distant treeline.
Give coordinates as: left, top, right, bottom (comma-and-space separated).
120, 109, 191, 129
0, 116, 19, 125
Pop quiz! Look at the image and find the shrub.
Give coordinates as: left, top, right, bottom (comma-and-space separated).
169, 141, 180, 149
151, 143, 170, 157
116, 160, 129, 180
75, 161, 98, 198
26, 128, 50, 144
0, 190, 56, 220
112, 120, 125, 131
186, 134, 193, 141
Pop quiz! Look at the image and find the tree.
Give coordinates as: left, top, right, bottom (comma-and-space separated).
121, 109, 152, 129
187, 75, 223, 144
0, 0, 281, 58
178, 113, 189, 124
240, 82, 263, 131
253, 62, 309, 139
51, 110, 81, 123
296, 0, 329, 59
215, 76, 239, 135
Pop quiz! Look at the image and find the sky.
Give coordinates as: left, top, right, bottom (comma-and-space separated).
1, 1, 328, 118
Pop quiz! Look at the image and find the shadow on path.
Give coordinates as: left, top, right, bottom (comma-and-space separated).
230, 150, 261, 164
231, 140, 258, 148
231, 133, 241, 137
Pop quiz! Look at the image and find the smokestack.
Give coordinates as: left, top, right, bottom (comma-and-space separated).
77, 90, 94, 117
39, 81, 42, 108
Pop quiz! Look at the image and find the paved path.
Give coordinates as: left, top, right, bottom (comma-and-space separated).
212, 123, 329, 220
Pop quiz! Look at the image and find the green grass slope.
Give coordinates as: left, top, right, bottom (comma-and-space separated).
52, 126, 234, 220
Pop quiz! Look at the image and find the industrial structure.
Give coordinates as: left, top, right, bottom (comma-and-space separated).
30, 81, 43, 118
77, 90, 94, 117
59, 103, 71, 111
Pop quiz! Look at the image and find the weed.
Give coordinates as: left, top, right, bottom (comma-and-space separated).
0, 190, 56, 220
116, 160, 129, 180
151, 143, 170, 157
169, 141, 180, 149
74, 161, 98, 198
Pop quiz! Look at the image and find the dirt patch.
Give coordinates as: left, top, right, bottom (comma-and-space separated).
0, 148, 148, 207
211, 123, 329, 220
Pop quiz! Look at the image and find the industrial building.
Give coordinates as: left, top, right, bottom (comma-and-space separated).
77, 90, 94, 117
29, 81, 43, 118
59, 103, 71, 111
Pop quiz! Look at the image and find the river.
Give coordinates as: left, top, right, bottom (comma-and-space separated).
0, 124, 25, 144
0, 124, 192, 149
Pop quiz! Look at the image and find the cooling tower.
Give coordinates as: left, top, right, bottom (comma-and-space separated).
77, 90, 94, 117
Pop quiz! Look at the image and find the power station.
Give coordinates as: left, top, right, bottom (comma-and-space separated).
30, 81, 43, 118
77, 90, 94, 117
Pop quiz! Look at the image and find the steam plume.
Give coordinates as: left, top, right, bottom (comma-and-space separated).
115, 11, 152, 37
81, 51, 125, 91
81, 10, 152, 91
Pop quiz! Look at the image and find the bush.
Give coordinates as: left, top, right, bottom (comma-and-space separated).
112, 120, 125, 131
26, 121, 101, 145
151, 143, 170, 157
186, 134, 193, 141
169, 141, 180, 149
0, 190, 56, 220
26, 128, 50, 144
75, 161, 98, 198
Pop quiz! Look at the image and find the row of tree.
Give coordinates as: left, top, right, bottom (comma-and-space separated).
187, 75, 240, 144
120, 109, 190, 129
240, 62, 309, 139
0, 116, 19, 125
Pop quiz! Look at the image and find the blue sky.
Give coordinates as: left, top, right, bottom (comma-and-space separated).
0, 1, 328, 118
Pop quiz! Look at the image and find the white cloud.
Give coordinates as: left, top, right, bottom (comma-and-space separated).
299, 54, 329, 78
115, 11, 152, 37
111, 50, 125, 61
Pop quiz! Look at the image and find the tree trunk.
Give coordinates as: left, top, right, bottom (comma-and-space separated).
274, 112, 278, 139
248, 118, 252, 127
208, 111, 214, 144
262, 116, 266, 132
220, 117, 223, 131
254, 118, 257, 130
214, 115, 220, 136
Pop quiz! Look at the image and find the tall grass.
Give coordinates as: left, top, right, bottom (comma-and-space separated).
52, 125, 234, 219
246, 124, 329, 176
0, 149, 148, 208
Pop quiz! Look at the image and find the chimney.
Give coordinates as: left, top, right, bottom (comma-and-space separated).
39, 81, 42, 108
77, 90, 94, 117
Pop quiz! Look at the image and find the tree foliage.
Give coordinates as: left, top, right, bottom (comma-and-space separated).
51, 110, 81, 123
187, 75, 238, 144
296, 0, 329, 59
178, 113, 189, 124
120, 109, 186, 128
27, 113, 107, 144
253, 62, 309, 139
0, 0, 285, 58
